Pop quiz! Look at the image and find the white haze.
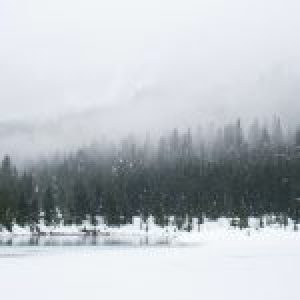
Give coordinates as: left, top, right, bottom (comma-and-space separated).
0, 0, 300, 160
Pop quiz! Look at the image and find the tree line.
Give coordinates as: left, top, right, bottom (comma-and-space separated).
1, 117, 300, 230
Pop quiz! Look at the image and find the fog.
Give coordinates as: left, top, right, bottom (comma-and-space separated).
0, 0, 300, 160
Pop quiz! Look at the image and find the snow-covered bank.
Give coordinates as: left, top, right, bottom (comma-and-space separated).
1, 216, 299, 242
1, 216, 300, 249
0, 236, 299, 300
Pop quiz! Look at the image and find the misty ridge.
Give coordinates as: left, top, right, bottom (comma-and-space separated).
0, 113, 299, 166
1, 61, 300, 164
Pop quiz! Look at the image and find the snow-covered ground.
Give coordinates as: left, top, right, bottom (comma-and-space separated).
1, 215, 298, 238
0, 229, 300, 300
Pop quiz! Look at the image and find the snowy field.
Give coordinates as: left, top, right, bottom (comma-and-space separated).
1, 231, 300, 300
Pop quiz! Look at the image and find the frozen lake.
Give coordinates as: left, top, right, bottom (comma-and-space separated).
0, 235, 175, 248
0, 235, 299, 300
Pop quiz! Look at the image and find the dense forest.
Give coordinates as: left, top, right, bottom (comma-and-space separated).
0, 117, 300, 231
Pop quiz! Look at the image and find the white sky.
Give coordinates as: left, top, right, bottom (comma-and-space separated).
0, 0, 300, 124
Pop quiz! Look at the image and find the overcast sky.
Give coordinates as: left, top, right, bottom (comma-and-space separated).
0, 0, 300, 159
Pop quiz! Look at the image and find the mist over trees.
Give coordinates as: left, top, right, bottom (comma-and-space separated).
0, 117, 300, 230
